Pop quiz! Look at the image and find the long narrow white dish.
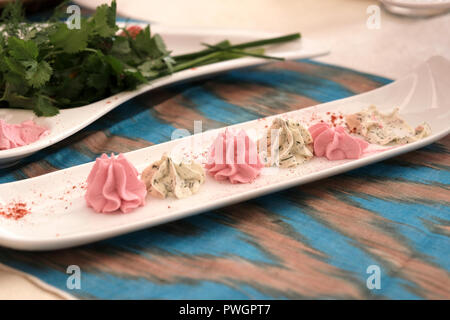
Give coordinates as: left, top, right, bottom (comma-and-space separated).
0, 56, 449, 251
0, 24, 329, 167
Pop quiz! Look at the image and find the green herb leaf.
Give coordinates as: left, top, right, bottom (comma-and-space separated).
110, 36, 131, 55
3, 56, 26, 76
49, 23, 89, 53
89, 2, 118, 38
34, 95, 59, 116
7, 36, 38, 61
25, 60, 53, 88
103, 55, 124, 75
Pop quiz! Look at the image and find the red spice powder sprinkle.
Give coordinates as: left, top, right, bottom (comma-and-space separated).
0, 202, 31, 220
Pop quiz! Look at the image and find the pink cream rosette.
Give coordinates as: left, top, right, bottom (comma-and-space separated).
0, 119, 48, 150
205, 129, 263, 184
309, 123, 369, 160
85, 154, 147, 213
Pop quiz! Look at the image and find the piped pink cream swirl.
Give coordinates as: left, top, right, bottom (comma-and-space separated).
309, 123, 369, 160
85, 154, 147, 213
0, 119, 48, 150
205, 129, 263, 184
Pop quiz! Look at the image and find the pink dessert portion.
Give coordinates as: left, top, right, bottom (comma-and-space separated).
0, 119, 49, 150
85, 154, 147, 213
205, 129, 264, 184
309, 123, 369, 160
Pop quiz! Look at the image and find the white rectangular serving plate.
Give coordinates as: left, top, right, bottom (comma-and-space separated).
0, 24, 329, 166
0, 56, 449, 251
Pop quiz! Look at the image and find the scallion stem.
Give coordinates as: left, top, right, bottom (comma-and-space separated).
173, 33, 301, 61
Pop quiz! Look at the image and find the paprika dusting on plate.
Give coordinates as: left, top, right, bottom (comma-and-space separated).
0, 202, 30, 220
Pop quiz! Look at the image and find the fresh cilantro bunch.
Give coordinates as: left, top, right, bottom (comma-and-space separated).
0, 0, 170, 116
0, 0, 300, 116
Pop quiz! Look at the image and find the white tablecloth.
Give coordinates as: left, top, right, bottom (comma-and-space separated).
76, 0, 450, 78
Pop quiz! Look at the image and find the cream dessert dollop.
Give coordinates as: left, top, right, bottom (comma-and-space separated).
206, 129, 263, 184
85, 154, 147, 213
141, 154, 205, 199
346, 106, 431, 145
260, 118, 313, 168
309, 123, 369, 160
0, 119, 48, 150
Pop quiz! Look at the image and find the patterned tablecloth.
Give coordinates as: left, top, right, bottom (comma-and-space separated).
0, 59, 449, 299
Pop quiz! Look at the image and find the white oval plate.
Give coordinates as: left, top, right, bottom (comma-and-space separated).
382, 0, 450, 8
0, 24, 329, 167
0, 56, 449, 251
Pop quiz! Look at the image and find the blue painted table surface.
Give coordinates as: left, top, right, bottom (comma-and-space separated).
0, 56, 449, 298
